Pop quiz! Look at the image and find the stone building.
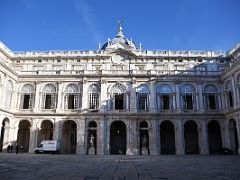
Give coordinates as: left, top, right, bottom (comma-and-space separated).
0, 24, 240, 155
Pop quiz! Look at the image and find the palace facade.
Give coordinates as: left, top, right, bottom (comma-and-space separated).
0, 25, 240, 155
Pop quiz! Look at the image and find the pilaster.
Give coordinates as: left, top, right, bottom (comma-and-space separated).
199, 120, 209, 154
175, 119, 184, 155
149, 119, 158, 155
76, 120, 86, 154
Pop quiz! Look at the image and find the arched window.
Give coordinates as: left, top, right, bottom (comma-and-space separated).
88, 84, 100, 110
180, 84, 196, 110
203, 84, 219, 110
136, 85, 149, 111
156, 84, 174, 111
225, 80, 233, 108
5, 80, 13, 108
20, 84, 35, 109
64, 84, 81, 110
109, 83, 127, 110
42, 84, 57, 109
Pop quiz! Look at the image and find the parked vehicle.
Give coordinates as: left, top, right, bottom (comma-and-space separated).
34, 140, 61, 154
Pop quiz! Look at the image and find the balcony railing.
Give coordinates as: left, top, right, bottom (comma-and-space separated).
17, 69, 222, 76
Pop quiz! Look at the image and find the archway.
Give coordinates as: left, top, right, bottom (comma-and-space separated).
0, 118, 10, 152
160, 121, 175, 154
139, 121, 149, 155
110, 121, 126, 155
184, 121, 199, 154
229, 119, 239, 154
39, 120, 53, 143
88, 121, 97, 154
208, 120, 222, 154
17, 120, 31, 152
62, 120, 77, 154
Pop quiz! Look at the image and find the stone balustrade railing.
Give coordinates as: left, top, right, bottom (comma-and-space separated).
17, 69, 222, 76
13, 49, 225, 58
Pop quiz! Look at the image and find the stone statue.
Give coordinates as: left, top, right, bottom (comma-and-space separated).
142, 134, 147, 148
90, 134, 95, 148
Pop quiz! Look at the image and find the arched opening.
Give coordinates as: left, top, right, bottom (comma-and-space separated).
64, 84, 81, 110
160, 121, 175, 154
139, 121, 149, 155
88, 121, 97, 154
17, 120, 31, 152
0, 118, 10, 152
136, 85, 149, 111
39, 120, 53, 143
88, 84, 100, 111
156, 84, 174, 111
184, 121, 199, 154
229, 119, 239, 154
208, 120, 222, 154
20, 84, 35, 109
109, 83, 127, 110
110, 121, 126, 155
62, 120, 77, 154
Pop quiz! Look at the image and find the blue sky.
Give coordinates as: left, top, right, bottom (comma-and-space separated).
0, 0, 239, 51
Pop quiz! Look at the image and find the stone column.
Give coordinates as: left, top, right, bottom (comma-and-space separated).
105, 120, 110, 155
236, 115, 240, 154
130, 82, 136, 112
126, 119, 138, 155
175, 83, 181, 112
56, 82, 63, 113
81, 79, 88, 111
33, 81, 41, 112
100, 80, 108, 112
149, 81, 156, 113
175, 119, 185, 155
199, 119, 209, 154
28, 119, 37, 153
197, 81, 204, 112
76, 120, 86, 154
221, 120, 230, 148
97, 118, 105, 155
230, 75, 238, 109
149, 119, 158, 155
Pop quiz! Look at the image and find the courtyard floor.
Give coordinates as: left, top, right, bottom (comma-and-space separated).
0, 153, 239, 180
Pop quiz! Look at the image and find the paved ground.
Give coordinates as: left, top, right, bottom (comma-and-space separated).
0, 153, 239, 180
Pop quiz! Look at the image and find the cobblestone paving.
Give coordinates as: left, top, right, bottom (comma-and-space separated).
0, 153, 239, 180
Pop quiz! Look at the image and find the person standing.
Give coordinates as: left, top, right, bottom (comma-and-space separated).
7, 144, 11, 153
15, 144, 19, 154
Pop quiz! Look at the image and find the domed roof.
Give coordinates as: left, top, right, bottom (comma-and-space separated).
101, 22, 138, 50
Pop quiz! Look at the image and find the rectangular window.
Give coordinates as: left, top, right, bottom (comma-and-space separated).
89, 93, 99, 110
208, 95, 216, 109
183, 95, 193, 110
68, 95, 75, 109
115, 94, 124, 110
229, 91, 233, 108
138, 93, 148, 110
45, 94, 52, 109
23, 95, 30, 109
162, 95, 170, 110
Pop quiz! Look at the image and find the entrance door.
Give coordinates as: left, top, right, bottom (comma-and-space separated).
110, 121, 126, 155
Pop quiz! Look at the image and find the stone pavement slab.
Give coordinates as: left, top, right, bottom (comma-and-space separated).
0, 153, 239, 180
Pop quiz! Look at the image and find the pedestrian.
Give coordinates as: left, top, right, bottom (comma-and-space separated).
15, 144, 19, 154
7, 144, 11, 153
10, 144, 13, 153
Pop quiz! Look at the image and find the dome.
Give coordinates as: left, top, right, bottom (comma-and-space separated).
101, 23, 138, 50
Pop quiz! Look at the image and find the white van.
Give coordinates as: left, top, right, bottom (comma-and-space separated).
34, 140, 61, 154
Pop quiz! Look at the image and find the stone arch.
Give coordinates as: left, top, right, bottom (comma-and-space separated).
156, 84, 174, 93
139, 121, 149, 155
39, 120, 53, 143
160, 120, 176, 154
184, 120, 199, 154
17, 120, 31, 152
228, 119, 239, 154
110, 121, 126, 155
109, 83, 128, 110
208, 120, 222, 154
0, 118, 10, 152
61, 120, 77, 154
